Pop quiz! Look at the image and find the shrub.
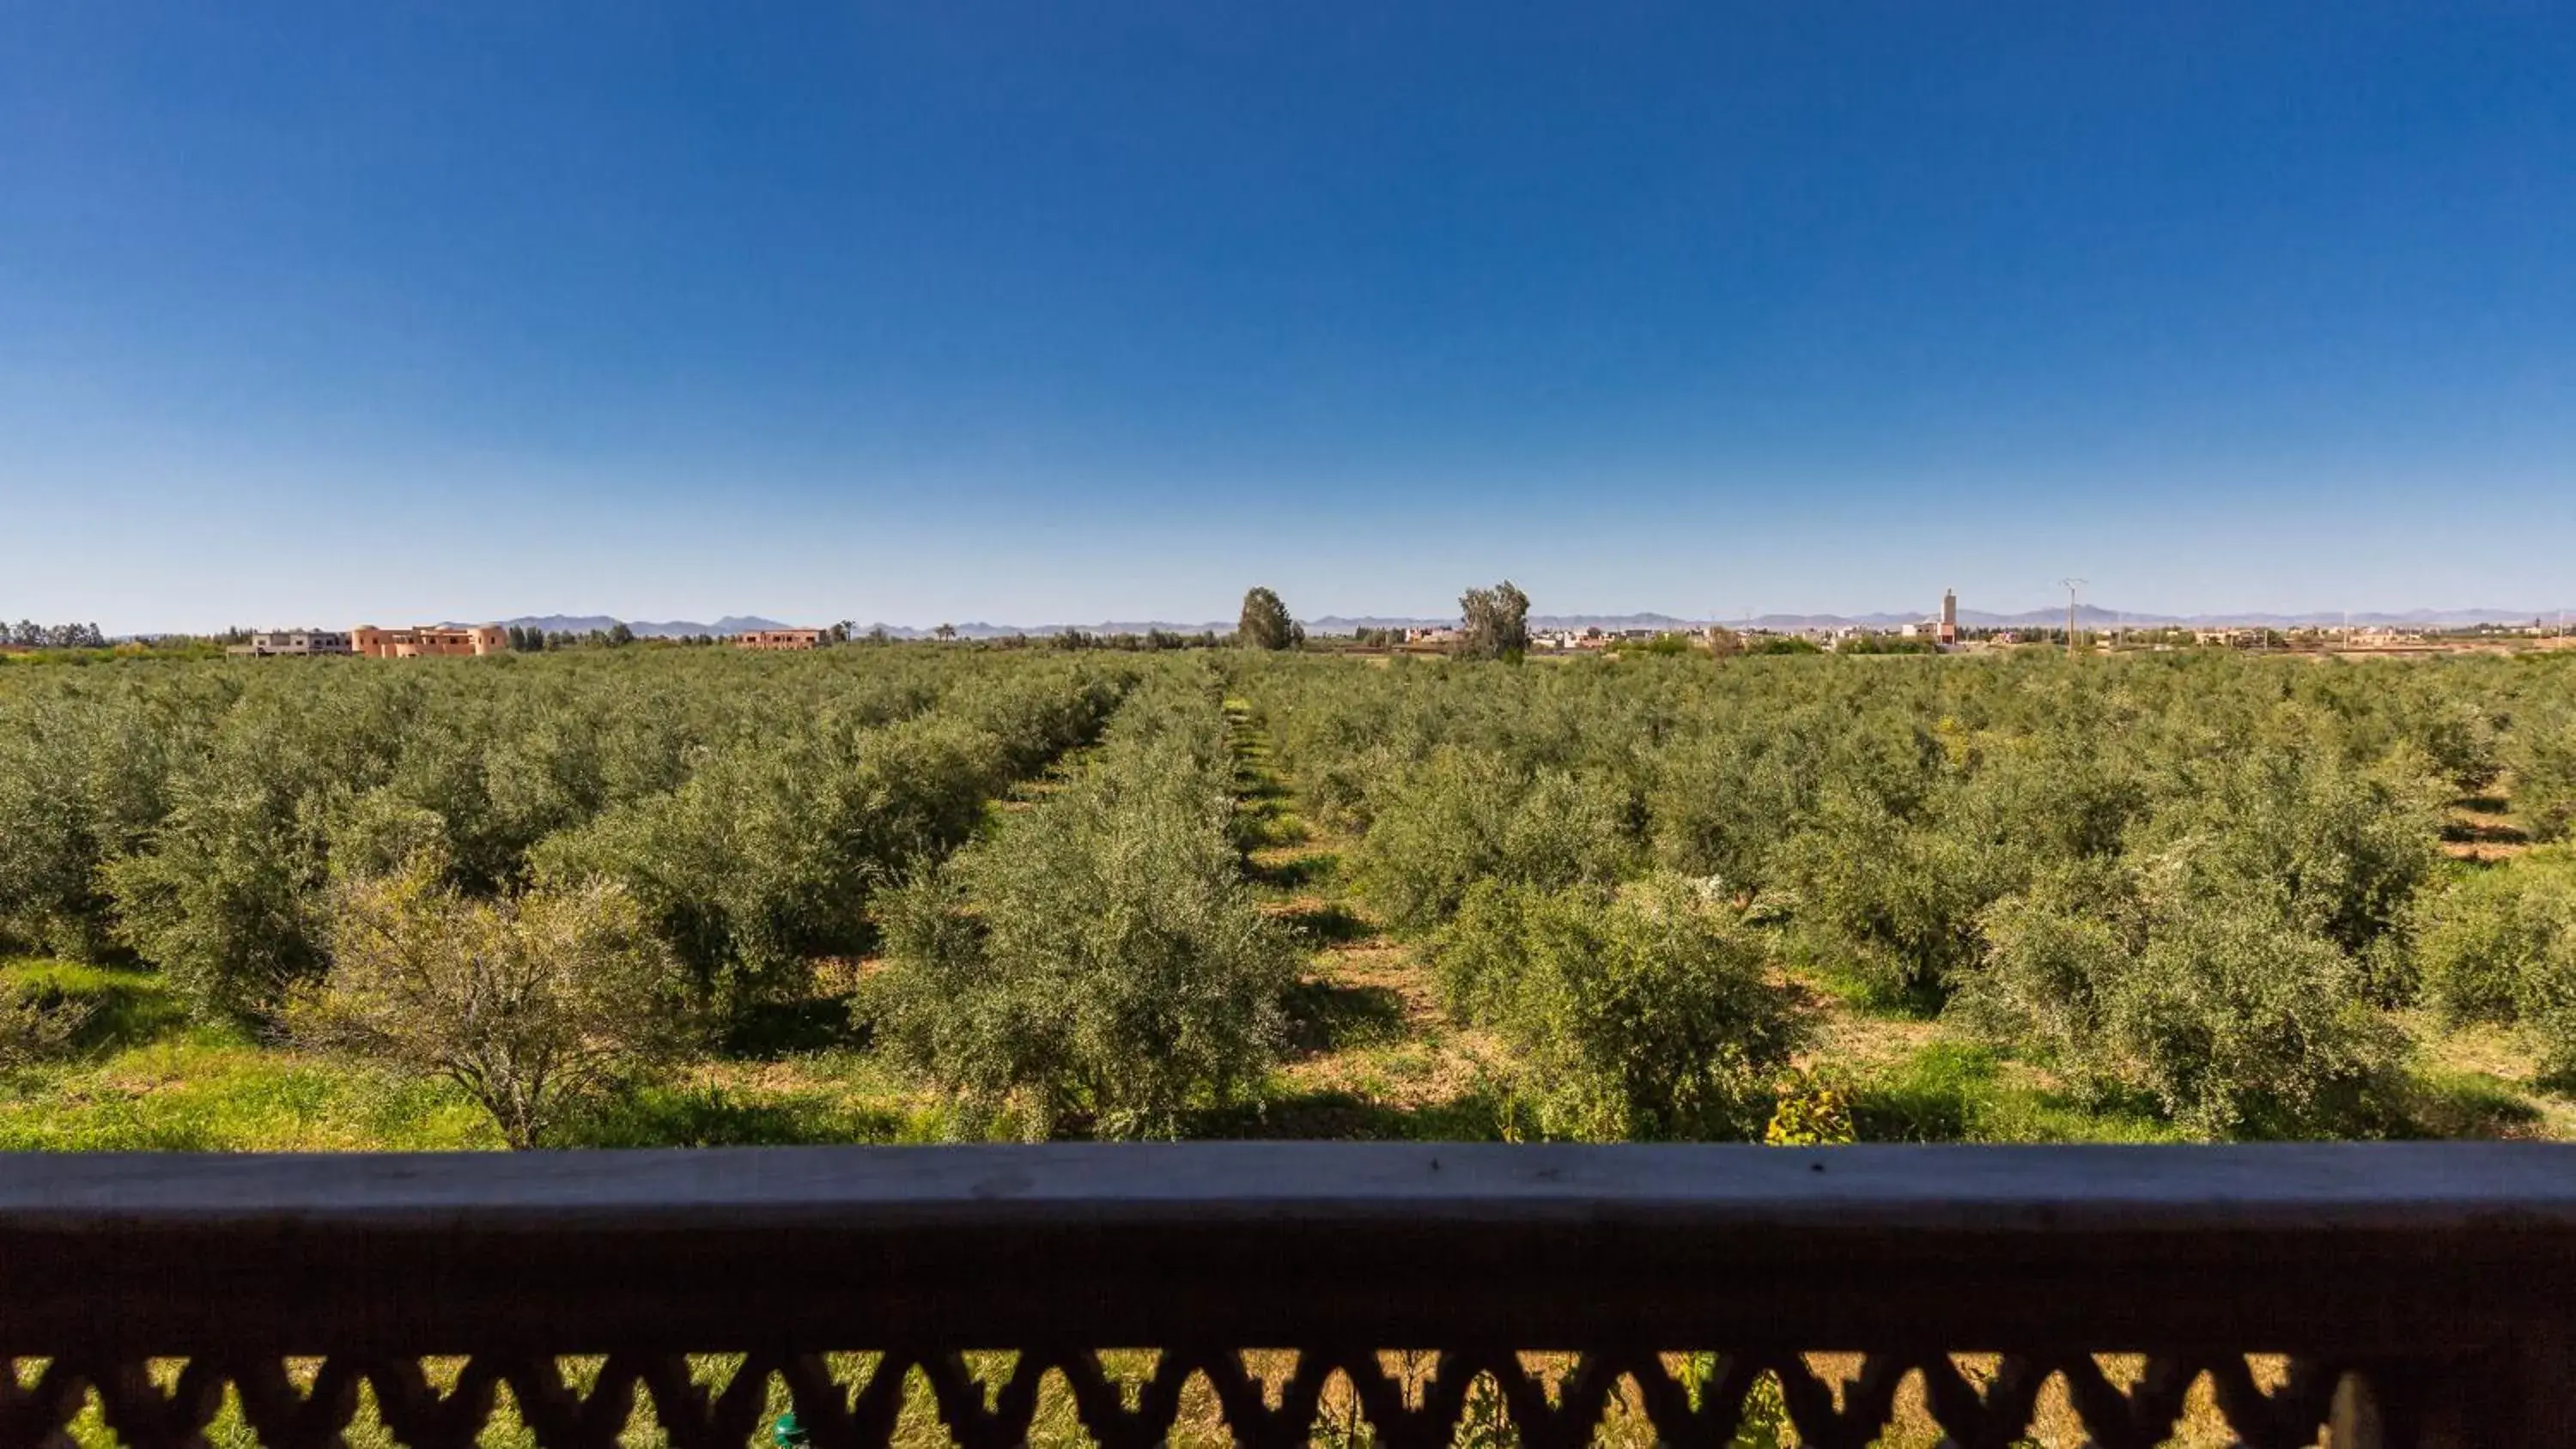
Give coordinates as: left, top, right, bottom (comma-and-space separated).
1966, 890, 2403, 1138
295, 863, 697, 1149
1834, 635, 1935, 656
2410, 852, 2576, 1080
1355, 749, 1633, 934
100, 679, 424, 1019
2414, 864, 2572, 1024
103, 788, 334, 1022
5, 649, 1123, 1024
1779, 785, 2013, 1003
2408, 694, 2504, 794
2513, 701, 2576, 844
0, 689, 176, 960
1434, 874, 1804, 1141
1765, 1074, 1856, 1145
0, 989, 86, 1071
1651, 728, 1808, 899
534, 715, 1009, 1020
1611, 632, 1699, 658
2131, 735, 2445, 957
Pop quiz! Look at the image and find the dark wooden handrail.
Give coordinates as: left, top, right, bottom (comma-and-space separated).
4, 1143, 2573, 1445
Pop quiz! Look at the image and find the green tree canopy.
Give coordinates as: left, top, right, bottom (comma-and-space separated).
1236, 587, 1302, 651
1433, 874, 1805, 1140
1457, 581, 1532, 661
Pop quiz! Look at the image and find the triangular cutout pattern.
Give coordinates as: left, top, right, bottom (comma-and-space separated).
0, 1350, 2355, 1449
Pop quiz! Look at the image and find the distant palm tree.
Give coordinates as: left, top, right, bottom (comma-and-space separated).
935, 623, 958, 642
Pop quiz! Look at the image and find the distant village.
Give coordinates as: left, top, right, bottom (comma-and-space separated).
193, 595, 2576, 663
225, 625, 829, 657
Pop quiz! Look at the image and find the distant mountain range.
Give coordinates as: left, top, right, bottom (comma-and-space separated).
1735, 606, 2572, 632
475, 606, 2575, 640
486, 615, 798, 638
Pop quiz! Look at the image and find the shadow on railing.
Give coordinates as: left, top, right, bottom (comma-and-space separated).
3, 1143, 2573, 1448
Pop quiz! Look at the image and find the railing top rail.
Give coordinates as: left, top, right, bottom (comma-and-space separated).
8, 1144, 2576, 1357
6, 1142, 2576, 1229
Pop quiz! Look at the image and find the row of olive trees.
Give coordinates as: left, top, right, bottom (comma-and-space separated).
0, 651, 1136, 1028
1240, 648, 2576, 1138
866, 670, 1298, 1139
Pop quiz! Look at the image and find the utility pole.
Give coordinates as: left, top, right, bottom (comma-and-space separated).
2058, 578, 2087, 658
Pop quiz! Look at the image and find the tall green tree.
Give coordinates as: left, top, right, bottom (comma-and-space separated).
1458, 581, 1532, 661
1236, 587, 1302, 651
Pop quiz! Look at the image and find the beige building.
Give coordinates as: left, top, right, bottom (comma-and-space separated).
733, 629, 824, 652
350, 625, 509, 658
228, 630, 355, 658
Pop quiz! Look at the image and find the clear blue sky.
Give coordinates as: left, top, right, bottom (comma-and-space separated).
5, 3, 2572, 631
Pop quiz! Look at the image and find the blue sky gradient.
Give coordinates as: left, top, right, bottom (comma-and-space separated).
5, 3, 2573, 631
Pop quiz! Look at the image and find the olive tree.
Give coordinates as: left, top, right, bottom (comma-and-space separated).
2512, 701, 2576, 844
1779, 785, 2015, 1004
0, 688, 174, 961
295, 863, 697, 1148
2413, 851, 2576, 1078
532, 716, 1006, 1022
1434, 874, 1804, 1141
1965, 888, 2403, 1138
1353, 748, 1634, 934
1236, 587, 1302, 651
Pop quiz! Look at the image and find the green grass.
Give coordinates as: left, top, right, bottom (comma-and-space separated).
0, 956, 941, 1151
1195, 1079, 1513, 1141
0, 1044, 499, 1149
4, 956, 194, 1053
2391, 1064, 2549, 1138
565, 1053, 949, 1147
0, 957, 489, 1148
1849, 1041, 2190, 1144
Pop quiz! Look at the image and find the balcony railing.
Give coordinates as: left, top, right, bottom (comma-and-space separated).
3, 1143, 2573, 1448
